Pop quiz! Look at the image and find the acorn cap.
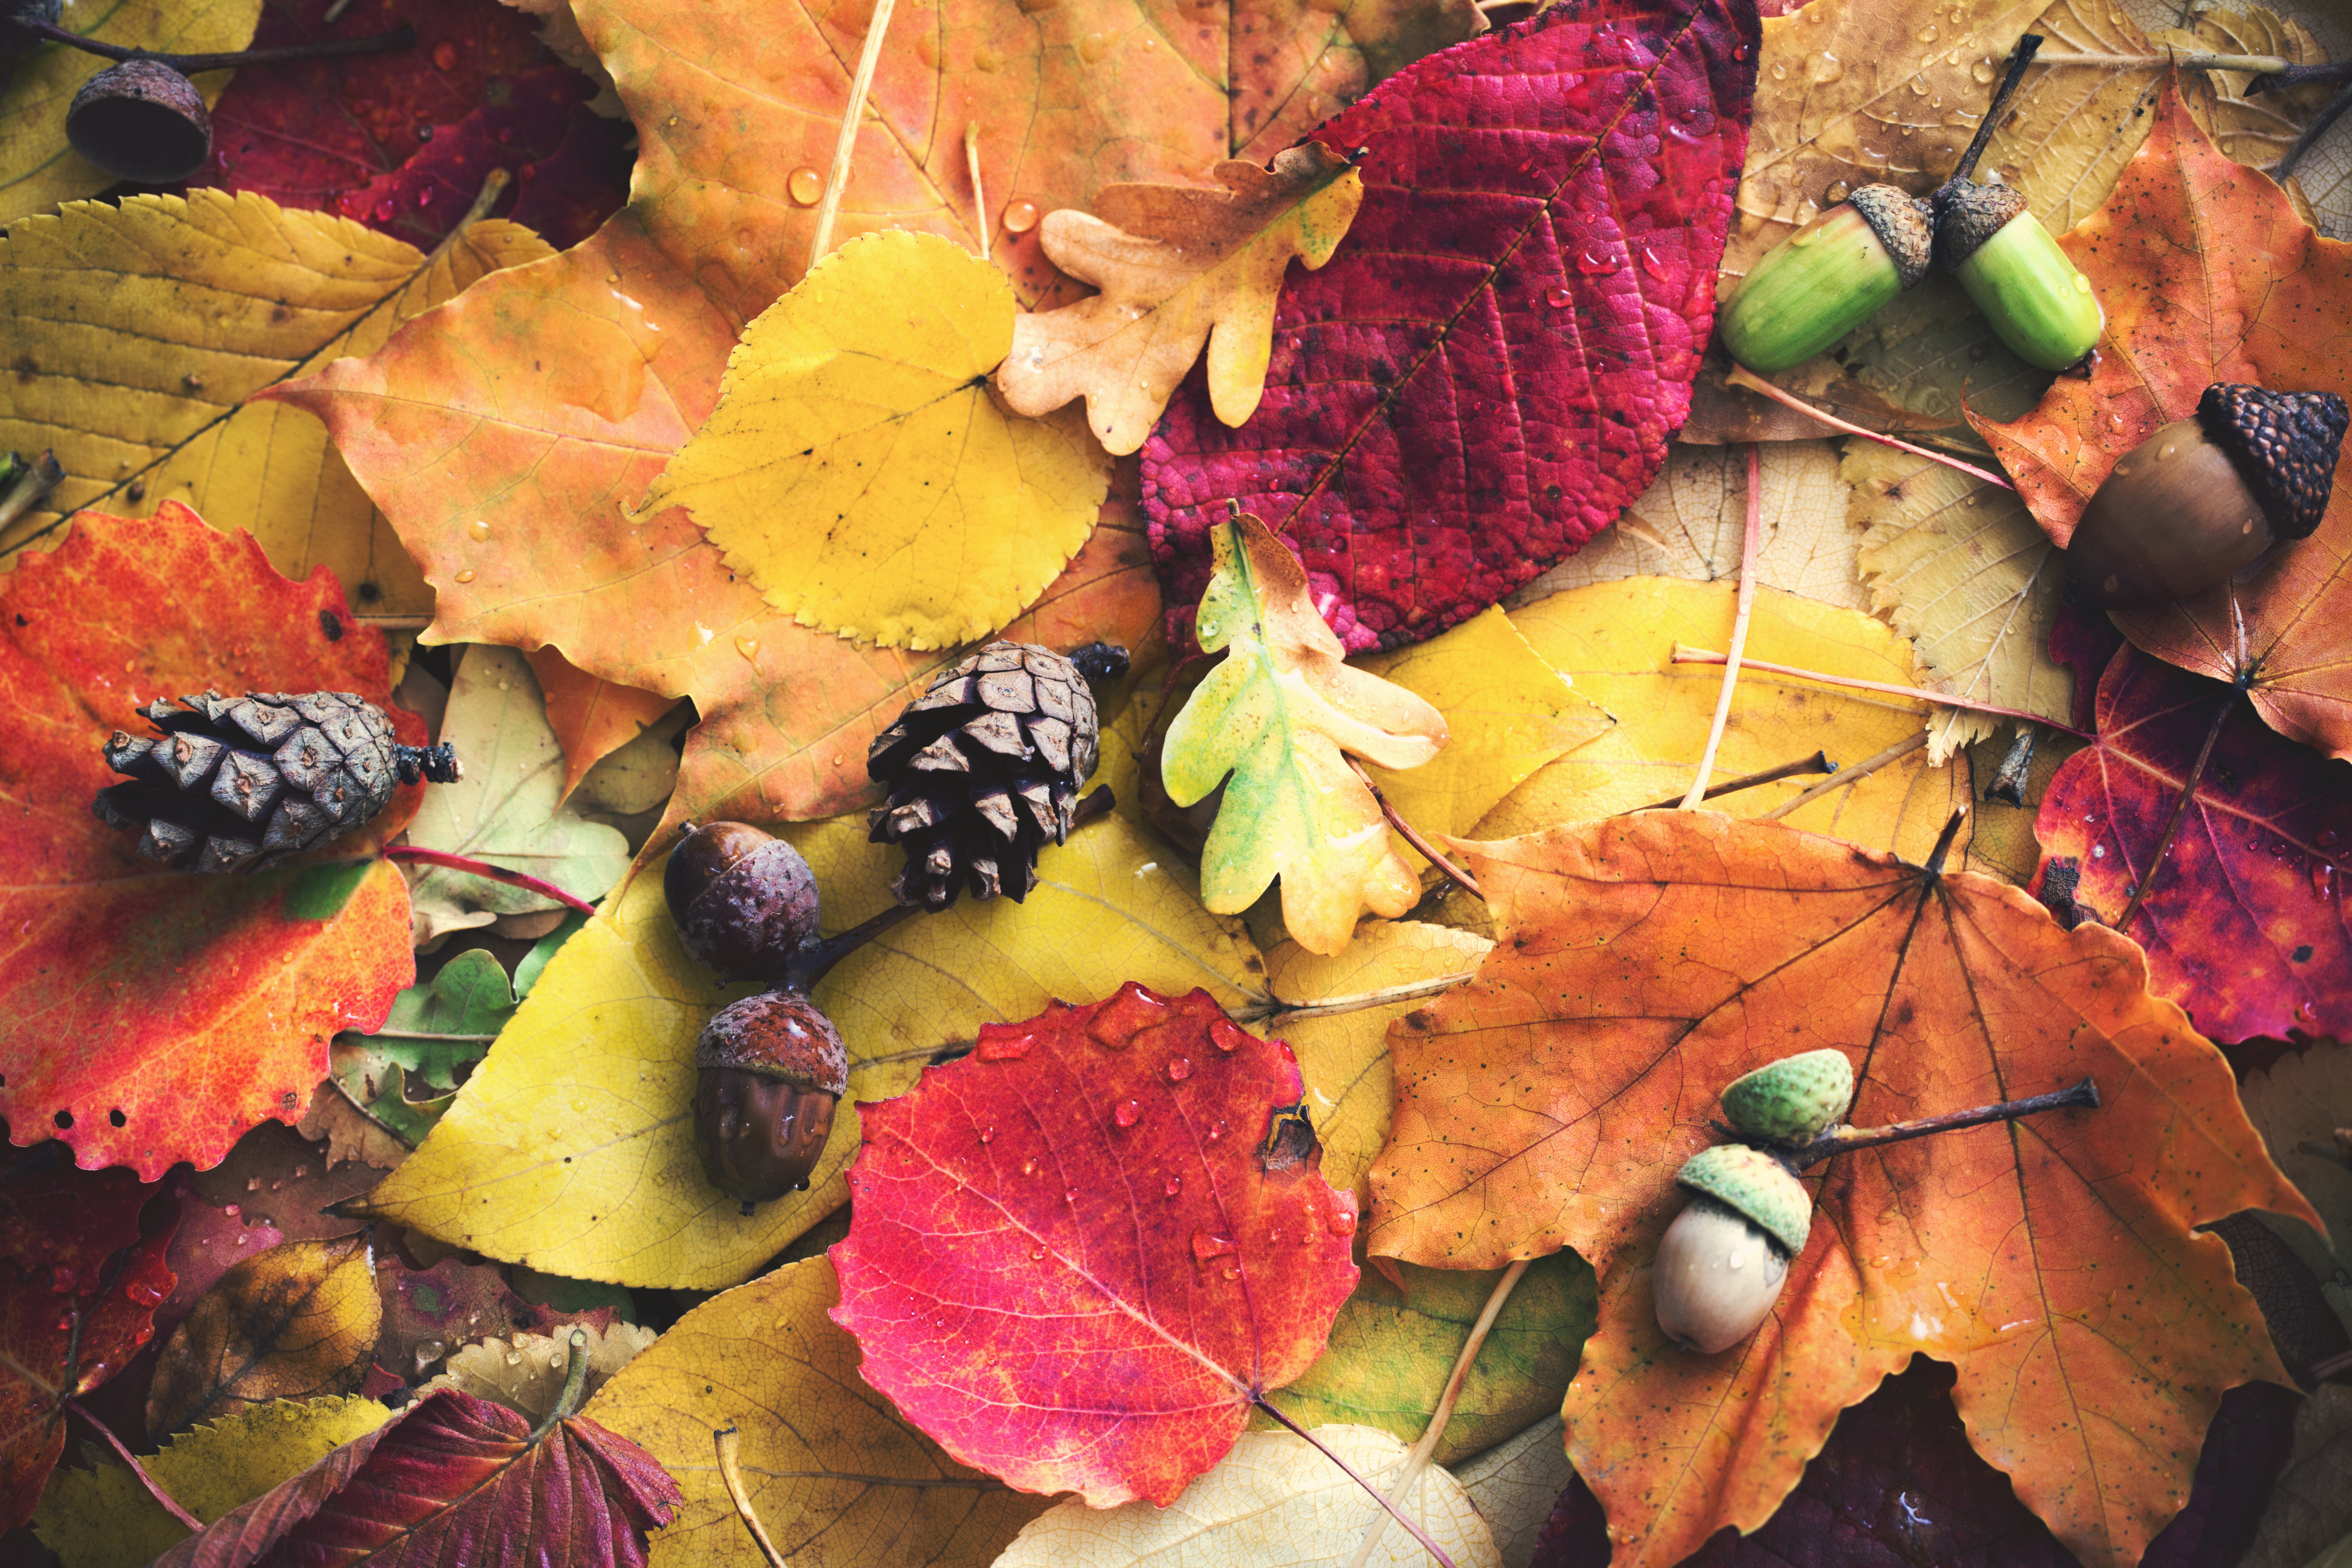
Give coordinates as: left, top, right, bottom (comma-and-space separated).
694, 992, 848, 1097
2196, 383, 2348, 543
1719, 1050, 1855, 1146
1845, 184, 1935, 289
1675, 1144, 1810, 1257
1932, 179, 2027, 270
66, 60, 211, 184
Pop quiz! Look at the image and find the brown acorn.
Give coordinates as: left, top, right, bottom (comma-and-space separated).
2067, 383, 2348, 609
663, 821, 821, 984
692, 990, 848, 1205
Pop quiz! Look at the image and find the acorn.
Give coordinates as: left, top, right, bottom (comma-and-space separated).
2067, 383, 2348, 609
1653, 1144, 1810, 1354
1718, 184, 1935, 374
65, 59, 211, 184
692, 990, 848, 1204
663, 821, 821, 984
1719, 1049, 1854, 1147
1931, 36, 2102, 371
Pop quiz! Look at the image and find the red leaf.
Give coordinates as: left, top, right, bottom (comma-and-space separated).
1143, 0, 1758, 652
0, 506, 420, 1178
152, 1387, 677, 1567
0, 1148, 156, 1295
830, 984, 1361, 1508
2034, 644, 2351, 1045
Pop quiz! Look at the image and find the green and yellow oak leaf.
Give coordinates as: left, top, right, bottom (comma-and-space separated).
0, 191, 551, 616
997, 144, 1365, 456
352, 813, 1265, 1289
1162, 511, 1447, 956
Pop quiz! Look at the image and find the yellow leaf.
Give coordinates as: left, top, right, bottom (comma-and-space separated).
998, 144, 1365, 455
1162, 511, 1448, 955
0, 193, 549, 615
637, 231, 1111, 650
1847, 443, 2075, 763
147, 1235, 383, 1440
1487, 578, 1970, 867
33, 1395, 390, 1568
584, 1256, 1053, 1568
353, 813, 1265, 1289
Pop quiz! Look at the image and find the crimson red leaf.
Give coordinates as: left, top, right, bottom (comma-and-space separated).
830, 984, 1361, 1509
152, 1387, 679, 1568
2034, 644, 2351, 1045
0, 1148, 156, 1295
1142, 0, 1758, 652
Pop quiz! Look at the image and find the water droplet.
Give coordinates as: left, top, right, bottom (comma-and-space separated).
1221, 1264, 1242, 1280
1209, 1018, 1249, 1054
2310, 862, 2335, 898
1275, 1041, 1295, 1062
1727, 1251, 1745, 1271
1328, 1208, 1358, 1236
977, 1027, 1039, 1061
1972, 58, 1997, 83
735, 634, 760, 660
1575, 247, 1617, 275
465, 518, 491, 542
787, 167, 824, 205
1910, 77, 1929, 94
505, 1351, 523, 1366
2092, 844, 2105, 858
1770, 61, 1787, 80
1791, 224, 1820, 248
1166, 1057, 1194, 1083
1090, 982, 1168, 1047
123, 1277, 165, 1307
1545, 285, 1573, 308
1640, 245, 1672, 282
2074, 273, 2093, 294
1206, 1118, 1229, 1143
1066, 1187, 1079, 1202
1163, 1175, 1182, 1197
1002, 199, 1041, 234
1029, 1246, 1047, 1260
978, 1124, 995, 1143
974, 43, 1003, 70
1113, 1099, 1142, 1128
2159, 442, 2178, 461
1192, 1230, 1236, 1261
432, 40, 459, 70
1019, 1158, 1039, 1177
1078, 28, 1114, 61
2319, 830, 2341, 848
454, 569, 476, 583
1810, 52, 1844, 84
1823, 179, 1853, 205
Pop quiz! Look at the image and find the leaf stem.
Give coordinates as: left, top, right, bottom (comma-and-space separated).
1722, 365, 2017, 491
1627, 750, 1836, 814
383, 846, 598, 916
64, 1399, 201, 1531
529, 1328, 591, 1440
712, 1427, 792, 1568
1671, 646, 2094, 736
964, 122, 990, 262
1237, 973, 1481, 1027
2113, 687, 2236, 937
1347, 757, 1482, 900
1680, 443, 1764, 810
18, 18, 415, 73
807, 0, 897, 267
1341, 1257, 1530, 1568
1250, 1395, 1459, 1568
1788, 1077, 2099, 1169
1760, 732, 1928, 820
424, 167, 513, 267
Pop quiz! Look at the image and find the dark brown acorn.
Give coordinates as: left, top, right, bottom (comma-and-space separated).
663, 821, 821, 983
2067, 383, 2347, 609
66, 59, 211, 183
692, 990, 848, 1205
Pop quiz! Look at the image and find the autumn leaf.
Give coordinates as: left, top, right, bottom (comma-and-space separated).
524, 646, 681, 807
637, 231, 1110, 650
147, 1235, 383, 1441
330, 948, 515, 1148
830, 985, 1360, 1508
1368, 811, 2313, 1567
1452, 1417, 1571, 1564
2156, 6, 2349, 231
998, 143, 1365, 456
2033, 643, 2351, 1046
585, 1256, 1054, 1568
0, 506, 419, 1178
2241, 1383, 2352, 1568
1162, 511, 1447, 954
1973, 82, 2352, 758
2238, 1044, 2352, 1301
1145, 0, 1758, 653
0, 1146, 156, 1295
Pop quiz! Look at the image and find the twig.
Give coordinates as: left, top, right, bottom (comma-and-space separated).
1342, 1259, 1531, 1568
1761, 732, 1928, 820
1234, 973, 1480, 1027
1347, 757, 1482, 900
713, 1427, 791, 1568
1789, 1078, 2098, 1169
1671, 646, 2095, 736
383, 846, 599, 916
17, 18, 413, 73
1680, 443, 1763, 810
1948, 34, 2043, 187
0, 452, 64, 534
1723, 365, 2017, 491
353, 615, 436, 631
2113, 689, 2236, 936
807, 0, 899, 266
2275, 79, 2352, 183
1626, 751, 1836, 815
965, 122, 990, 262
65, 1400, 201, 1531
426, 168, 513, 266
1251, 1396, 1459, 1568
2307, 1346, 2352, 1381
527, 1328, 591, 1441
356, 1029, 503, 1043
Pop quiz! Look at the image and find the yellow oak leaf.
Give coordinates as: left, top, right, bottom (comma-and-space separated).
1161, 511, 1448, 955
636, 230, 1110, 651
996, 143, 1365, 456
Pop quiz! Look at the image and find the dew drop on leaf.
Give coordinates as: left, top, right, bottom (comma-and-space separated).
1208, 1018, 1248, 1054
1164, 1175, 1182, 1197
1166, 1057, 1194, 1083
1113, 1099, 1142, 1128
1002, 200, 1042, 234
787, 168, 824, 205
1020, 1158, 1039, 1176
1191, 1229, 1236, 1261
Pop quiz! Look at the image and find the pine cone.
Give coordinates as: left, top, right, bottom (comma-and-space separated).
867, 643, 1099, 910
92, 690, 459, 873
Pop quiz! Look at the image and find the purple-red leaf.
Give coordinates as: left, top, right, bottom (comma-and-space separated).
1143, 0, 1758, 652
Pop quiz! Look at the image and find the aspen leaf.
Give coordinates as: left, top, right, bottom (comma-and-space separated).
636, 231, 1109, 651
998, 143, 1366, 455
1161, 511, 1447, 955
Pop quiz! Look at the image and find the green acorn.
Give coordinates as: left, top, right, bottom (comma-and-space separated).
1718, 184, 1935, 374
1719, 1049, 1855, 1147
1931, 35, 2102, 371
1653, 1145, 1809, 1354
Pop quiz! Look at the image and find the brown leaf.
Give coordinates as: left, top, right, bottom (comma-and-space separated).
147, 1235, 382, 1440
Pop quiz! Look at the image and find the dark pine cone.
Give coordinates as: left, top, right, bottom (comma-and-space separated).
93, 690, 459, 873
867, 642, 1099, 910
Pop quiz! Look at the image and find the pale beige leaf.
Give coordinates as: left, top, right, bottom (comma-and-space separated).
2243, 1384, 2352, 1568
1454, 1415, 1573, 1568
421, 1323, 657, 1423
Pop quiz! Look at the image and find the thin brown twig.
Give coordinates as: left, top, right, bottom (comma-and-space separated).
18, 18, 414, 72
2275, 78, 2352, 182
807, 0, 898, 266
1626, 751, 1836, 815
1789, 1078, 2099, 1169
1761, 733, 1928, 821
1724, 365, 2017, 491
64, 1400, 201, 1531
1671, 646, 2095, 736
1680, 443, 1764, 810
1348, 756, 1482, 900
2113, 689, 2237, 935
713, 1427, 791, 1568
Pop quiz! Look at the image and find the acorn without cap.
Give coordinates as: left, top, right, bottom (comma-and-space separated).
1718, 184, 1936, 374
692, 990, 848, 1204
2067, 383, 2348, 609
1652, 1144, 1810, 1354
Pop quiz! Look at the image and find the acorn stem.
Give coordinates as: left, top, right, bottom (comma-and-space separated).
2113, 687, 2237, 936
383, 846, 598, 916
17, 18, 415, 74
1762, 733, 1926, 821
0, 450, 64, 534
1790, 1077, 2099, 1169
1921, 807, 1968, 876
2277, 79, 2352, 182
1948, 32, 2043, 186
1347, 756, 1482, 900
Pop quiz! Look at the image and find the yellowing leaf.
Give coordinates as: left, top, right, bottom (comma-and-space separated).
1162, 511, 1448, 954
0, 192, 551, 616
998, 144, 1365, 455
1453, 1415, 1574, 1567
424, 1324, 658, 1425
995, 1424, 1499, 1567
354, 813, 1265, 1289
2158, 8, 2347, 234
146, 1236, 383, 1441
636, 231, 1110, 650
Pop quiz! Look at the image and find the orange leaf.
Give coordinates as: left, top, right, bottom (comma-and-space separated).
1369, 812, 2313, 1568
521, 646, 681, 806
1972, 80, 2352, 759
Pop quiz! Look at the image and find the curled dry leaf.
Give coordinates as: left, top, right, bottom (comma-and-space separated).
1370, 812, 2313, 1567
147, 1234, 382, 1442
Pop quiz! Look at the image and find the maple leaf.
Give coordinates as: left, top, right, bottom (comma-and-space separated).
637, 231, 1111, 651
830, 985, 1361, 1508
2032, 643, 2351, 1046
147, 1235, 383, 1441
1161, 511, 1447, 954
1144, 0, 1758, 653
1367, 811, 2314, 1566
1973, 82, 2352, 758
998, 143, 1366, 456
0, 507, 418, 1178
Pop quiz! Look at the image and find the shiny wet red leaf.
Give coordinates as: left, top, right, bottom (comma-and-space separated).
829, 985, 1360, 1508
1144, 0, 1759, 652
